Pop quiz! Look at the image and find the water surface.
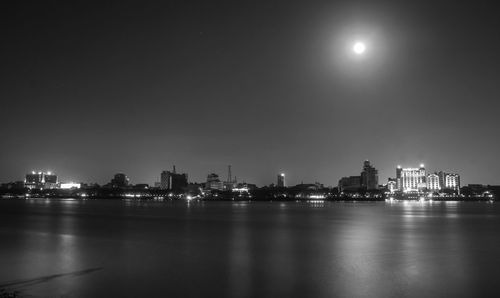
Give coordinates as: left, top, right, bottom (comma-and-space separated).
1, 199, 499, 297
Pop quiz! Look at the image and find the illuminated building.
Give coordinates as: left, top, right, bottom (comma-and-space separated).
387, 178, 397, 193
161, 166, 188, 191
361, 160, 378, 190
277, 173, 286, 187
438, 171, 460, 194
60, 182, 81, 189
44, 172, 58, 189
111, 173, 130, 188
426, 173, 440, 191
24, 171, 58, 189
25, 171, 44, 189
396, 164, 426, 192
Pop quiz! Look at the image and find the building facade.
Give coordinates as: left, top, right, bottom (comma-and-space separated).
438, 171, 460, 194
396, 165, 426, 192
427, 173, 440, 191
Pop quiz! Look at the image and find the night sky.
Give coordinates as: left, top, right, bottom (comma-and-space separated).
1, 0, 500, 186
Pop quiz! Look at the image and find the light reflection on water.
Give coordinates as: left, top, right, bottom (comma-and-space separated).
0, 200, 500, 297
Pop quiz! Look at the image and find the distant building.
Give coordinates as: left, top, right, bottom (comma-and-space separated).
111, 173, 129, 188
161, 166, 188, 191
438, 171, 460, 194
60, 182, 81, 189
396, 164, 426, 192
223, 165, 237, 190
387, 178, 397, 193
339, 160, 379, 192
277, 173, 286, 187
44, 172, 58, 189
338, 176, 362, 192
361, 160, 378, 190
160, 171, 170, 190
427, 173, 440, 191
24, 171, 58, 189
206, 173, 224, 191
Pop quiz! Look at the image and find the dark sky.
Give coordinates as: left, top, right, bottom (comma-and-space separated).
1, 0, 500, 186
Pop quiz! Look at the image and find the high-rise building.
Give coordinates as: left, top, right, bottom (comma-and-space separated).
277, 173, 286, 187
438, 171, 460, 194
397, 164, 426, 192
361, 160, 378, 190
427, 173, 440, 191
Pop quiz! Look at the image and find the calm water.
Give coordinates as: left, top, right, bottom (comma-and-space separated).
1, 199, 500, 297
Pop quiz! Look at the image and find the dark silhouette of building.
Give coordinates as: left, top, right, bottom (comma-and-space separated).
338, 176, 362, 192
111, 173, 129, 188
361, 160, 379, 190
339, 160, 379, 192
223, 165, 237, 190
161, 166, 188, 191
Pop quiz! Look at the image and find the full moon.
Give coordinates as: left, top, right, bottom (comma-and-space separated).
353, 42, 366, 55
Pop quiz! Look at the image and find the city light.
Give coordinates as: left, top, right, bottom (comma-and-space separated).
60, 182, 81, 189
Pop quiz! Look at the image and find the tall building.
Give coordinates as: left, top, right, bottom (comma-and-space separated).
427, 173, 440, 191
111, 173, 130, 188
277, 173, 286, 187
161, 166, 188, 191
438, 171, 460, 194
361, 160, 378, 190
160, 171, 170, 190
397, 164, 426, 192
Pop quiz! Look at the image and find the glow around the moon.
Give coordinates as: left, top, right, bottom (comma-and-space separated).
353, 42, 366, 54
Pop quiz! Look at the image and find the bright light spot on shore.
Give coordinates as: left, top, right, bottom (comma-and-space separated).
353, 42, 366, 54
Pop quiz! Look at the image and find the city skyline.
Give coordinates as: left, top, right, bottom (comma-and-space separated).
7, 159, 472, 188
2, 1, 500, 187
